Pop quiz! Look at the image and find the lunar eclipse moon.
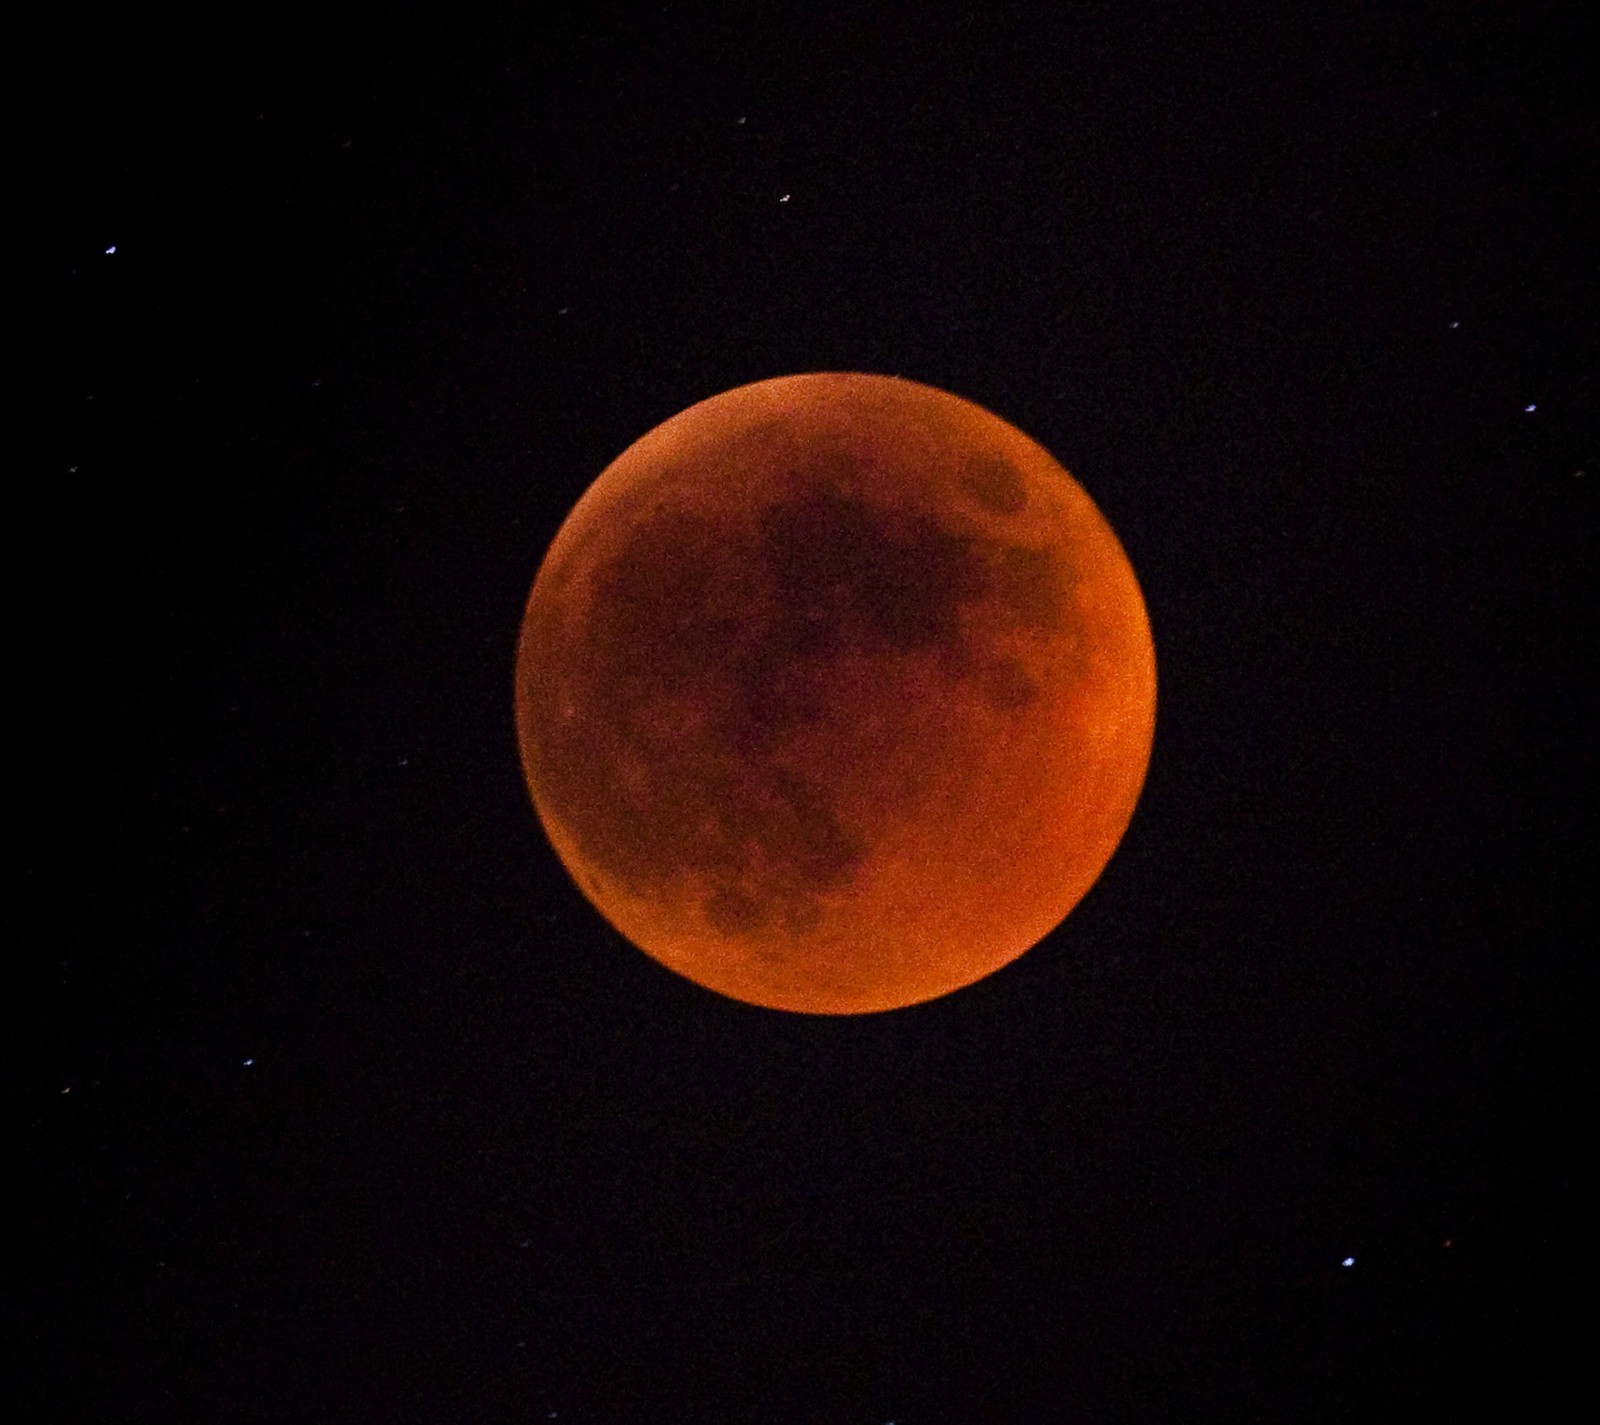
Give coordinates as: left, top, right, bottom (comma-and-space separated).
515, 373, 1155, 1013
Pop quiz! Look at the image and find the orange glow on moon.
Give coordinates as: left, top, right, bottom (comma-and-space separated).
514, 373, 1156, 1014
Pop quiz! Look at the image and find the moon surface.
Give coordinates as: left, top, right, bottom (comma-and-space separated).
515, 373, 1156, 1014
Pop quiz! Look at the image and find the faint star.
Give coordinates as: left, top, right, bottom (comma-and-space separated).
1448, 321, 1460, 329
1524, 403, 1537, 413
1341, 1256, 1355, 1267
779, 193, 791, 202
243, 1058, 255, 1066
105, 245, 117, 255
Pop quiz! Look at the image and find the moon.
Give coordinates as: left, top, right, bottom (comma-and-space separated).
514, 373, 1156, 1014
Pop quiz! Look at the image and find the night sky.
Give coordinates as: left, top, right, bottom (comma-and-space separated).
35, 4, 1592, 1420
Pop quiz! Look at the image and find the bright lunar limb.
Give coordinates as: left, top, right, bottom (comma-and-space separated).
515, 373, 1156, 1014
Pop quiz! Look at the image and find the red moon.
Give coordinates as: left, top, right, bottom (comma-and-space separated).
515, 373, 1156, 1014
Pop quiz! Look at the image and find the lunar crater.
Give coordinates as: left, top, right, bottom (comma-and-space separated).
960, 453, 1030, 515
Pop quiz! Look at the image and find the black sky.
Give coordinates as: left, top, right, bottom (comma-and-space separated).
33, 4, 1593, 1420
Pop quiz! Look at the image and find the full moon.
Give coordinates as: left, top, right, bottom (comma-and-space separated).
515, 373, 1156, 1014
